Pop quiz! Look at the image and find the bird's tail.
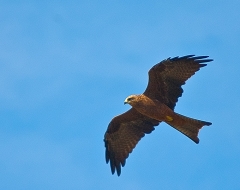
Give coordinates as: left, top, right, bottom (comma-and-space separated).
165, 113, 212, 144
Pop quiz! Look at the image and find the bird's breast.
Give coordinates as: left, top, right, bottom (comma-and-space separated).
133, 100, 173, 121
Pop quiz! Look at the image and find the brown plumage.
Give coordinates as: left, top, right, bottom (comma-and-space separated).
104, 55, 212, 176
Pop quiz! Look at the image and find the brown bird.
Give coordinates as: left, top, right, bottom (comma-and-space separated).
104, 55, 212, 176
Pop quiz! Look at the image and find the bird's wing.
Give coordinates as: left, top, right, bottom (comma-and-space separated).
104, 108, 159, 176
143, 55, 213, 110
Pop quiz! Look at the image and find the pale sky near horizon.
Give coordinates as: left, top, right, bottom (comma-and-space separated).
1, 1, 240, 190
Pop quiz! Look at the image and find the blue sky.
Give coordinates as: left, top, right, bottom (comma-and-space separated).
1, 1, 240, 189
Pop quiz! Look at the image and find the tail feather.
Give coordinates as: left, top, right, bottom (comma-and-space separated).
166, 113, 212, 144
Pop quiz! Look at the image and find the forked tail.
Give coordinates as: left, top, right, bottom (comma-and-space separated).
166, 113, 212, 143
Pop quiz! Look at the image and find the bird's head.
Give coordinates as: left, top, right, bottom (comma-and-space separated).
124, 95, 138, 106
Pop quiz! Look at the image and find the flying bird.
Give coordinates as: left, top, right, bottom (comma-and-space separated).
104, 55, 212, 176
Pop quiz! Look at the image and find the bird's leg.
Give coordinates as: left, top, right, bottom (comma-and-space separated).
165, 115, 174, 122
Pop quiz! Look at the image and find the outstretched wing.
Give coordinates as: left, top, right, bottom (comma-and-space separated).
104, 108, 159, 176
144, 55, 213, 109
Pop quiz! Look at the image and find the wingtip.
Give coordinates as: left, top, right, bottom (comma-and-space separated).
109, 157, 122, 176
110, 165, 121, 176
180, 54, 196, 59
198, 59, 213, 64
189, 55, 213, 62
110, 161, 116, 175
195, 138, 200, 144
117, 169, 121, 176
170, 55, 213, 64
205, 121, 212, 126
170, 54, 195, 61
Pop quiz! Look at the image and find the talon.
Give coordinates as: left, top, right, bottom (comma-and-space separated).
166, 116, 173, 122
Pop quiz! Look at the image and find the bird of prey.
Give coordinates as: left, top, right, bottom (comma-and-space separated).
104, 55, 212, 176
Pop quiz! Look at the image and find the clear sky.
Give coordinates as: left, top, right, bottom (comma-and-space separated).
1, 1, 240, 190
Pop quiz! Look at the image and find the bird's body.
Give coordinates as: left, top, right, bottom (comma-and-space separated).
104, 55, 213, 176
124, 94, 175, 122
124, 94, 211, 143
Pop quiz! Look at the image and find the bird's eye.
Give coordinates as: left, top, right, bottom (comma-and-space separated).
127, 97, 133, 101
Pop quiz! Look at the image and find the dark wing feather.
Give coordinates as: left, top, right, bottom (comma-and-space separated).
144, 55, 213, 109
104, 108, 159, 176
